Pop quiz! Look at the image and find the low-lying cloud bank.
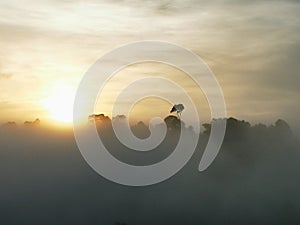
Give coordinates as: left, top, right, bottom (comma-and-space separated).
0, 116, 299, 225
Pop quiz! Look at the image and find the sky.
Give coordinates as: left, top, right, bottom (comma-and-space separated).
0, 0, 299, 132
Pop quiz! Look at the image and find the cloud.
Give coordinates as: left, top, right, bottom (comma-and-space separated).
0, 0, 299, 131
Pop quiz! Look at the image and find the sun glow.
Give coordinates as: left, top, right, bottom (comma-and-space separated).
41, 84, 75, 124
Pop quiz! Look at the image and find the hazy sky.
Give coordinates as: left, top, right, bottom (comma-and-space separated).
0, 0, 299, 130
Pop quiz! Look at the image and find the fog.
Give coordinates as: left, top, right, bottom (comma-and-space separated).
0, 116, 299, 225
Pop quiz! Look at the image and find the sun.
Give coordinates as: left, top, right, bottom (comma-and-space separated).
41, 84, 75, 123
